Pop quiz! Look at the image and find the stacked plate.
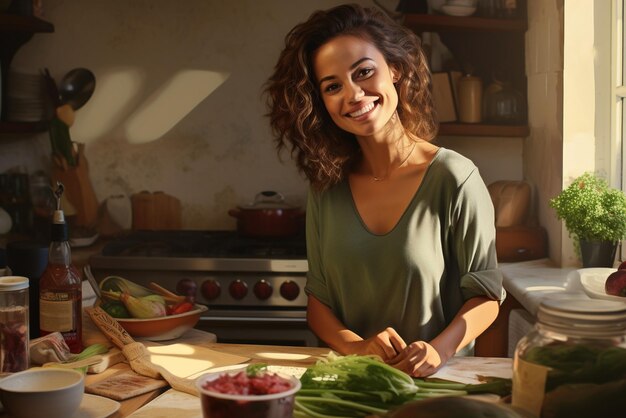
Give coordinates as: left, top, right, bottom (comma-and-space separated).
441, 0, 477, 17
6, 69, 52, 122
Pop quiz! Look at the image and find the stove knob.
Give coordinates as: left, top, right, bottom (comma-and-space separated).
201, 279, 221, 301
279, 280, 300, 301
177, 278, 198, 299
253, 280, 273, 300
229, 279, 248, 300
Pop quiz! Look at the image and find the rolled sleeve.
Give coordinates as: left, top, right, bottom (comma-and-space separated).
304, 188, 332, 307
452, 170, 505, 303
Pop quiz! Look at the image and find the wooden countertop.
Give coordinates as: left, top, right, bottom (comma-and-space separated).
82, 331, 333, 418
81, 336, 511, 418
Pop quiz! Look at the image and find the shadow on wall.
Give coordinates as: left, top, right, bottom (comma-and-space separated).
72, 67, 230, 145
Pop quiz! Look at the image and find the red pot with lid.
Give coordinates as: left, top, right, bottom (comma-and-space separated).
228, 191, 305, 238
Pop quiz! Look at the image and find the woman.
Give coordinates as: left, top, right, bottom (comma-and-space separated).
265, 4, 504, 377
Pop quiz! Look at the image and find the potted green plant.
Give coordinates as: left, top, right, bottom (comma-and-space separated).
549, 172, 626, 267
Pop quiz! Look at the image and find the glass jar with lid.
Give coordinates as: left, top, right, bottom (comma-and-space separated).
483, 80, 524, 124
512, 295, 626, 418
0, 276, 30, 373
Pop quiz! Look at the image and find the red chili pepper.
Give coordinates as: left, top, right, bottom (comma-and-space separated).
170, 301, 194, 315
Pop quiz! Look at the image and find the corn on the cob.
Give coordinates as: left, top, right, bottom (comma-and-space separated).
119, 292, 167, 318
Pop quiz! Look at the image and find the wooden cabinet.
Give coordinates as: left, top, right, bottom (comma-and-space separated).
475, 292, 523, 357
0, 12, 54, 134
402, 12, 529, 138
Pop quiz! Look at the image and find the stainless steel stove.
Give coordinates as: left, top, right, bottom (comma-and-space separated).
89, 230, 321, 346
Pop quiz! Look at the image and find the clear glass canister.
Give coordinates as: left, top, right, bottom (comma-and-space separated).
512, 295, 626, 418
0, 276, 30, 373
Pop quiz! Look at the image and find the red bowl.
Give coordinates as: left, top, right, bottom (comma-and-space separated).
114, 304, 208, 341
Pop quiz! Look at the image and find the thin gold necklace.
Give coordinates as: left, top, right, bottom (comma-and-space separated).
372, 142, 417, 182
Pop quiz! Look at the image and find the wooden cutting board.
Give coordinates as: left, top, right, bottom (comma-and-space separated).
131, 191, 181, 230
143, 343, 250, 378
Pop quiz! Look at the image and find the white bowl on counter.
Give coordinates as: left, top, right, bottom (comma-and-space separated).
0, 368, 85, 418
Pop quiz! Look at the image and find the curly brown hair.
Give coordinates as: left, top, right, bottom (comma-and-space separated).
265, 3, 437, 191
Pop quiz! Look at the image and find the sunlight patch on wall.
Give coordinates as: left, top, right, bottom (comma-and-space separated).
124, 70, 230, 144
72, 68, 146, 144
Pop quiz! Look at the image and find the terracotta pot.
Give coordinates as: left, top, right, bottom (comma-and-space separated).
228, 191, 304, 238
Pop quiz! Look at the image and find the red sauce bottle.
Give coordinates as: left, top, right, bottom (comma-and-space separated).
39, 183, 82, 353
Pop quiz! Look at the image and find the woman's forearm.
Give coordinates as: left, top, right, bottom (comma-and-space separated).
429, 296, 500, 362
307, 295, 362, 353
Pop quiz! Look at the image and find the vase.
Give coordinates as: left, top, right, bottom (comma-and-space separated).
579, 239, 618, 268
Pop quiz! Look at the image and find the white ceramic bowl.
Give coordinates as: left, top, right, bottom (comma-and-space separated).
441, 4, 477, 16
446, 0, 478, 7
0, 368, 85, 418
196, 370, 301, 418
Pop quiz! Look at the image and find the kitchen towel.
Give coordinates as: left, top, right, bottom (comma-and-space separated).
85, 370, 168, 400
85, 307, 249, 396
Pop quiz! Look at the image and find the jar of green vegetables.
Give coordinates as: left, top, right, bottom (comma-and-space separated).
512, 295, 626, 418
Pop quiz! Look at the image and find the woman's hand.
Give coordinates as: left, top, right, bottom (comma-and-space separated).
346, 327, 407, 361
387, 341, 443, 377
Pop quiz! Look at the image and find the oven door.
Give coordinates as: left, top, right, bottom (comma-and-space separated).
196, 310, 322, 347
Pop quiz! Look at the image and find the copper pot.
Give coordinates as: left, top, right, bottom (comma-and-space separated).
228, 191, 304, 238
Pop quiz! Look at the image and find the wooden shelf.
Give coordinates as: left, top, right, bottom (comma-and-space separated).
402, 13, 527, 33
0, 121, 49, 134
438, 123, 529, 137
0, 13, 54, 32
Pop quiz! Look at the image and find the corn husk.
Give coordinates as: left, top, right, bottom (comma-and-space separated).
120, 293, 167, 319
99, 276, 155, 299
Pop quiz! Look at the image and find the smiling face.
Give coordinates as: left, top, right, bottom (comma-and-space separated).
313, 34, 400, 139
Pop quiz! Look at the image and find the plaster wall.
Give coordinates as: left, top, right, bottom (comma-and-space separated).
2, 0, 523, 230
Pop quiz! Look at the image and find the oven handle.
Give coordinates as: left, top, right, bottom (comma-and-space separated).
200, 316, 307, 323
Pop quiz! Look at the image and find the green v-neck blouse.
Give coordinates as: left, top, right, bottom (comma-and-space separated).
304, 148, 504, 353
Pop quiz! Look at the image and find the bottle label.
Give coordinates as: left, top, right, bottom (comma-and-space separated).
40, 294, 74, 332
512, 356, 550, 417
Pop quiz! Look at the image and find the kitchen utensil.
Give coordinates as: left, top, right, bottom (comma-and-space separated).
51, 142, 99, 227
41, 67, 61, 108
0, 367, 85, 418
228, 191, 304, 238
84, 265, 102, 299
85, 306, 199, 396
58, 68, 96, 110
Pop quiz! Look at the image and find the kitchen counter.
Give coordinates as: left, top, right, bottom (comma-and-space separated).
77, 329, 512, 418
494, 258, 622, 357
499, 258, 577, 316
82, 336, 333, 418
476, 258, 589, 358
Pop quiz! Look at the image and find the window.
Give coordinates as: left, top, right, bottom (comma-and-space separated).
614, 0, 625, 259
